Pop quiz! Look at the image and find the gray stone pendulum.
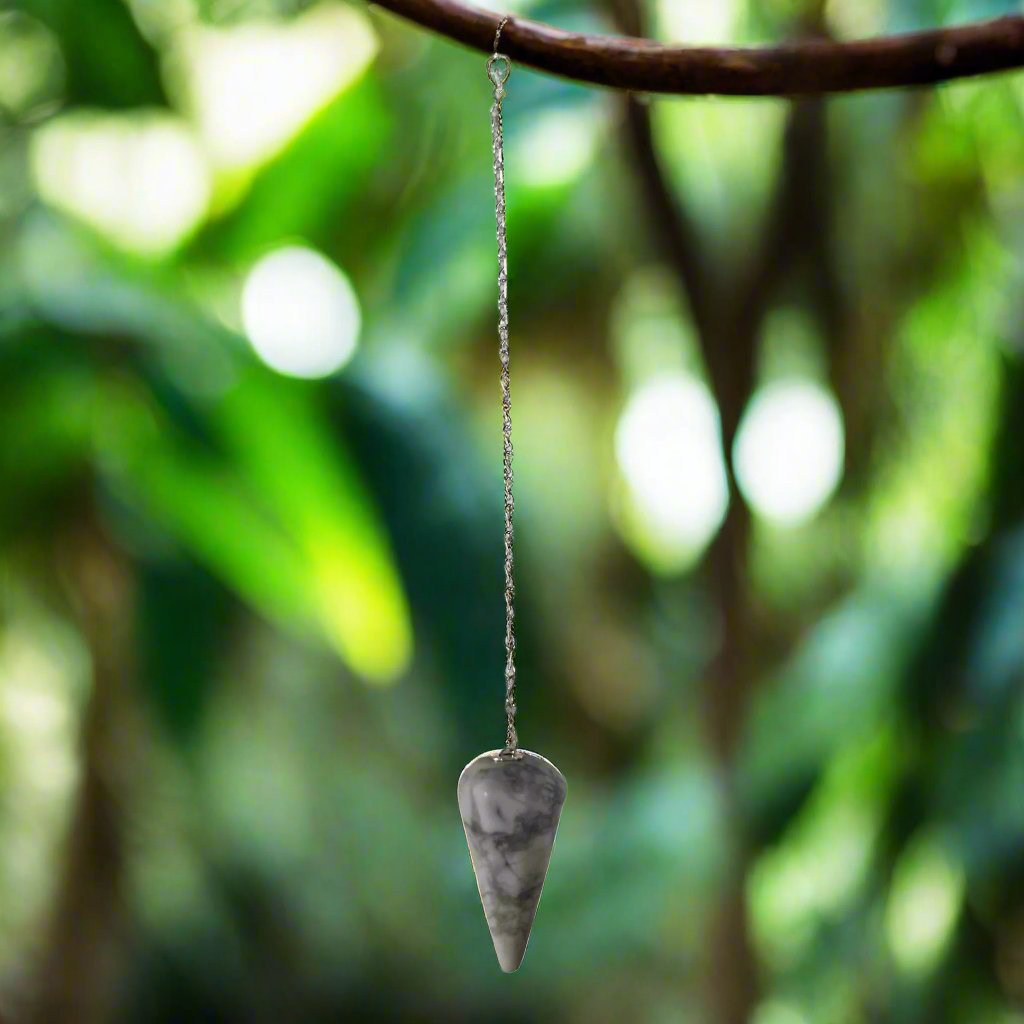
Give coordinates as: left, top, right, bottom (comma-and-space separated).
458, 750, 567, 972
459, 19, 567, 974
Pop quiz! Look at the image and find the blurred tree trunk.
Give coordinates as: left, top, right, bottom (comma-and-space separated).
28, 506, 135, 1024
609, 2, 840, 1019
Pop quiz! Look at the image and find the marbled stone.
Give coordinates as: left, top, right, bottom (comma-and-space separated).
458, 749, 567, 973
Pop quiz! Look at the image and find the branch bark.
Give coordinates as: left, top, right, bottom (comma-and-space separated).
371, 0, 1024, 96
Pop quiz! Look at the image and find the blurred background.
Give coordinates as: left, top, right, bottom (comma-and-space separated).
1, 0, 1024, 1021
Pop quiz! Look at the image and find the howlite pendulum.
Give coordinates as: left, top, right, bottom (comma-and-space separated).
457, 18, 567, 974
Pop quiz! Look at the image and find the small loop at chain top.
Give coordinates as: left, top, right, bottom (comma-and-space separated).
487, 54, 511, 89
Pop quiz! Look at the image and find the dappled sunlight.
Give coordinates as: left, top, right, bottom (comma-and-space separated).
867, 250, 1004, 570
511, 106, 602, 189
0, 11, 64, 118
886, 831, 965, 976
753, 1002, 811, 1024
307, 534, 414, 684
30, 111, 209, 255
0, 605, 84, 981
655, 0, 735, 43
213, 373, 413, 683
748, 732, 892, 970
826, 0, 887, 38
657, 99, 786, 242
614, 373, 729, 571
241, 246, 361, 379
734, 379, 845, 526
96, 373, 412, 684
169, 3, 377, 173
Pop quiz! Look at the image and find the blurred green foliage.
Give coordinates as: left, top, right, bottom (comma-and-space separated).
1, 0, 1024, 1022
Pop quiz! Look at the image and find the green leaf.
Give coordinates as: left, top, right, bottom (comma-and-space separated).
137, 554, 233, 742
22, 0, 165, 108
196, 76, 391, 258
214, 366, 413, 682
97, 379, 314, 630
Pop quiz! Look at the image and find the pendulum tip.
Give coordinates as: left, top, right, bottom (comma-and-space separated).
497, 940, 527, 973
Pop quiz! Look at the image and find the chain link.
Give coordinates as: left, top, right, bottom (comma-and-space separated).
488, 25, 517, 755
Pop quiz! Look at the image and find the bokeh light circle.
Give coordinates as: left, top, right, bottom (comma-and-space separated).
241, 246, 361, 379
615, 374, 729, 563
733, 379, 844, 525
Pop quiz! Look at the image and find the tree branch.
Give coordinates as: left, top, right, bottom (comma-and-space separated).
370, 0, 1024, 96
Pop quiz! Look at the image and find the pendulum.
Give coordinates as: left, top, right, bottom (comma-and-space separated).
457, 18, 567, 975
457, 21, 568, 975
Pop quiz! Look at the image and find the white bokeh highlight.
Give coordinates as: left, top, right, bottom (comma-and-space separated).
733, 379, 844, 525
177, 4, 377, 171
241, 246, 360, 379
615, 374, 729, 560
31, 112, 209, 256
513, 107, 600, 189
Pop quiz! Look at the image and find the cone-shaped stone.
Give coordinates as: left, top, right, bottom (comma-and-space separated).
458, 749, 567, 972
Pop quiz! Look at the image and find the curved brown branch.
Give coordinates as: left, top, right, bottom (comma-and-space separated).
370, 0, 1024, 95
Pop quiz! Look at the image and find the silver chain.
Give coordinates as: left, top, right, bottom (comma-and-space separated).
487, 21, 517, 755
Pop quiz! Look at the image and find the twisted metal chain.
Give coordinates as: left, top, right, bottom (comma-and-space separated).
487, 21, 517, 755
